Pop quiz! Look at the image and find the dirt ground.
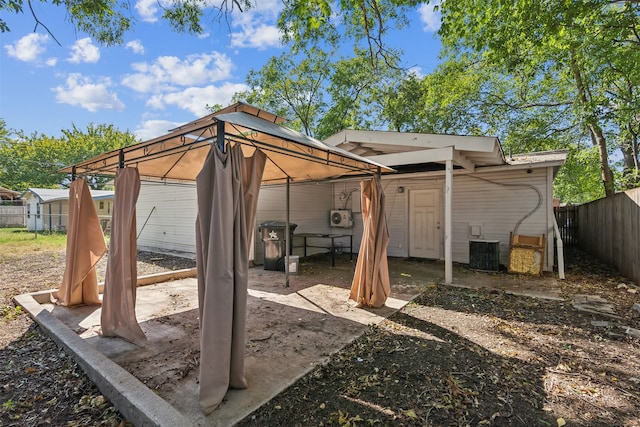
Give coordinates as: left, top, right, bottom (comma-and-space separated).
2, 248, 640, 426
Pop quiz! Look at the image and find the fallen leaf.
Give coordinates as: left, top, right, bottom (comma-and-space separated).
557, 417, 566, 427
274, 405, 282, 410
25, 367, 36, 374
403, 409, 418, 419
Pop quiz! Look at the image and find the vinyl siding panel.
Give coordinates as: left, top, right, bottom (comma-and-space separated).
451, 169, 550, 269
332, 167, 554, 270
254, 182, 333, 264
135, 166, 555, 271
136, 181, 198, 254
331, 182, 362, 254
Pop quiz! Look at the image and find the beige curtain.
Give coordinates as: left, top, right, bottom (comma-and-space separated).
196, 144, 266, 414
101, 167, 146, 345
349, 176, 391, 308
53, 179, 105, 306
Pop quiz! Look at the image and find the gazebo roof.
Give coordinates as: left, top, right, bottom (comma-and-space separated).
61, 103, 393, 185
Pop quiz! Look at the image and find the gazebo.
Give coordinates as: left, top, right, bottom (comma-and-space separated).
61, 102, 393, 413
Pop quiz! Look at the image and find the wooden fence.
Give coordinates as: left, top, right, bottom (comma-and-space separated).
0, 205, 26, 227
577, 187, 640, 285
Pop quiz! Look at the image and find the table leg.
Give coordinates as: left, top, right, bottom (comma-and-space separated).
303, 237, 307, 257
331, 237, 335, 267
349, 235, 353, 260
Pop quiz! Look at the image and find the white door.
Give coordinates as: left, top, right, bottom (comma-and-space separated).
409, 189, 440, 259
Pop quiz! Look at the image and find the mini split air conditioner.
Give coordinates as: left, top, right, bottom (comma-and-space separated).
330, 209, 353, 228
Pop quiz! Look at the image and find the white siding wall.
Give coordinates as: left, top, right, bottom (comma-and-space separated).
451, 169, 551, 269
135, 167, 555, 271
333, 167, 554, 270
136, 180, 198, 254
136, 180, 334, 261
254, 182, 333, 264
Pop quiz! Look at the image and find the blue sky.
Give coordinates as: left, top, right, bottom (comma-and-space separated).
1, 1, 442, 141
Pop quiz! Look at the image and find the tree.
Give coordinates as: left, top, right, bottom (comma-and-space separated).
0, 123, 138, 190
278, 0, 418, 67
1, 0, 251, 45
275, 0, 640, 198
0, 119, 11, 146
437, 0, 640, 197
236, 47, 396, 139
237, 47, 331, 136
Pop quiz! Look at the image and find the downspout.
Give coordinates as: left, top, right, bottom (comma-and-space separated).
552, 216, 565, 280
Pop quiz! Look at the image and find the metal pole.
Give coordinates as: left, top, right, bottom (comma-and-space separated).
216, 120, 225, 152
445, 159, 453, 284
285, 177, 290, 287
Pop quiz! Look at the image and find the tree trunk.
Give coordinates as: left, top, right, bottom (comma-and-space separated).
589, 122, 615, 197
620, 125, 639, 190
570, 50, 616, 197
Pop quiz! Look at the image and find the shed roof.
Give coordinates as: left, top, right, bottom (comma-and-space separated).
22, 188, 114, 203
324, 129, 504, 172
324, 130, 569, 173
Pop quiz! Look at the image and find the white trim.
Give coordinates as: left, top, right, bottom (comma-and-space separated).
325, 129, 499, 152
368, 147, 454, 167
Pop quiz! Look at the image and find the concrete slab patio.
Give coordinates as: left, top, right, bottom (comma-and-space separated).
14, 256, 563, 426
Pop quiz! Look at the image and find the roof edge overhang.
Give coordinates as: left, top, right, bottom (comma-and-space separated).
329, 156, 567, 183
323, 129, 505, 170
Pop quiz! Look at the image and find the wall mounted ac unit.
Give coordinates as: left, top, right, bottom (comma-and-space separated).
330, 209, 353, 228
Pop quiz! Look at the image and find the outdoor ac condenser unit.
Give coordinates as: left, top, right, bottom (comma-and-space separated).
330, 209, 353, 228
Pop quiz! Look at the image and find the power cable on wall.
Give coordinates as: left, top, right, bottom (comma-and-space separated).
468, 174, 542, 235
339, 187, 359, 210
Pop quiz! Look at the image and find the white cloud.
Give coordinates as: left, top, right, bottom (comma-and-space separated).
126, 40, 145, 55
135, 0, 162, 22
122, 52, 235, 93
134, 119, 184, 140
4, 33, 49, 62
68, 38, 100, 63
45, 57, 58, 67
408, 66, 424, 78
231, 24, 281, 49
53, 73, 125, 112
229, 0, 283, 49
146, 82, 249, 116
418, 2, 441, 33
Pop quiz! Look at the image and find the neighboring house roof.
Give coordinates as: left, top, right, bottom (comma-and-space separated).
22, 188, 114, 203
0, 186, 21, 199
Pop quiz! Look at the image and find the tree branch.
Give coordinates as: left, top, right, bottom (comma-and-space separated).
28, 0, 61, 46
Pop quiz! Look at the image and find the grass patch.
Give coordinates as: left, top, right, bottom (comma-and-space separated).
0, 305, 23, 320
0, 228, 67, 257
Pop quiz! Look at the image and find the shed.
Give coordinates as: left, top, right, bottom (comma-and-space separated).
135, 128, 567, 282
324, 130, 567, 280
21, 188, 114, 231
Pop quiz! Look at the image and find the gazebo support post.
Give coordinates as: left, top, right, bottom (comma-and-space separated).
445, 159, 453, 284
285, 176, 290, 288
